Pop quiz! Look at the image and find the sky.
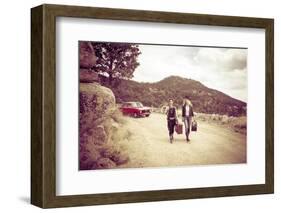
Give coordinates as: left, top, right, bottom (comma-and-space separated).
132, 44, 247, 102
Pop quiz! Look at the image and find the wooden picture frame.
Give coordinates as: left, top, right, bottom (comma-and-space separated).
31, 4, 274, 208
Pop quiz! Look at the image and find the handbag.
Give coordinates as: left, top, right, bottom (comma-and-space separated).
175, 123, 183, 134
191, 119, 197, 131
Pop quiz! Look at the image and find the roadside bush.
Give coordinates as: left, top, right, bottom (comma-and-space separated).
196, 113, 247, 135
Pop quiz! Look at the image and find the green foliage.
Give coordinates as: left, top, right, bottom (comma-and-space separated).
92, 42, 141, 85
110, 76, 247, 116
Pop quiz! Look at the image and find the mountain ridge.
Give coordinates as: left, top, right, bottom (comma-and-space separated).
110, 75, 246, 116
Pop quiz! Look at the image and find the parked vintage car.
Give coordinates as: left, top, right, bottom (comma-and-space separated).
119, 102, 151, 117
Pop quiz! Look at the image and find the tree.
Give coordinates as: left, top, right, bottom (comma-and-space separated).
92, 42, 141, 85
79, 41, 97, 69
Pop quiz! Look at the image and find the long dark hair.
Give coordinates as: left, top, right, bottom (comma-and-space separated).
168, 99, 174, 107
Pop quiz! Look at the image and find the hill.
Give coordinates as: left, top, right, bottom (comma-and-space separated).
109, 76, 246, 116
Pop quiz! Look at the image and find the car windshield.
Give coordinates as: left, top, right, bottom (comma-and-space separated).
131, 102, 143, 108
136, 102, 143, 107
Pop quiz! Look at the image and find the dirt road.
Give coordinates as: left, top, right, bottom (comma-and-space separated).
119, 113, 246, 168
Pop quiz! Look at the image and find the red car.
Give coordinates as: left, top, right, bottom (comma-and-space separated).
119, 102, 151, 118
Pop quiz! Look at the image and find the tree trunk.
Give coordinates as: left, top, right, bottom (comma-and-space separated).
108, 73, 113, 86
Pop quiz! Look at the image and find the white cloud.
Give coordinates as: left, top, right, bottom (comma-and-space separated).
133, 45, 247, 102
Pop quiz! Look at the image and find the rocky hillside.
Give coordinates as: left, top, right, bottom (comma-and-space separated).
110, 76, 246, 116
79, 41, 131, 170
79, 82, 130, 170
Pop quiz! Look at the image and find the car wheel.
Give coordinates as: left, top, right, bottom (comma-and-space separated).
133, 113, 138, 118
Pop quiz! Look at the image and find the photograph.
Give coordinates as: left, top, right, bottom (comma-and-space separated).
79, 41, 247, 170
29, 3, 274, 208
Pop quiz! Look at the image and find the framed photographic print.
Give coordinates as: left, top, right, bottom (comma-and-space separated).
31, 4, 274, 208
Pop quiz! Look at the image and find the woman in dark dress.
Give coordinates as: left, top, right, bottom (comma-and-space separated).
166, 99, 178, 143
